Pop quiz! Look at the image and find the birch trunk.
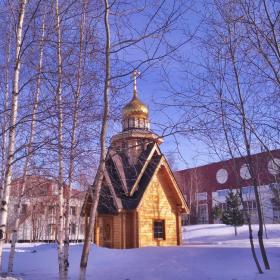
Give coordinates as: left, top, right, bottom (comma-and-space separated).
55, 0, 65, 276
7, 13, 46, 273
80, 0, 111, 277
1, 29, 11, 200
64, 1, 87, 270
0, 0, 27, 272
218, 91, 263, 273
229, 42, 270, 270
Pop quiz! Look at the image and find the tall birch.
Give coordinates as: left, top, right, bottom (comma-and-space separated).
64, 0, 87, 271
7, 13, 46, 273
0, 0, 27, 271
217, 89, 263, 273
227, 26, 270, 270
80, 0, 111, 277
55, 0, 65, 275
1, 29, 11, 200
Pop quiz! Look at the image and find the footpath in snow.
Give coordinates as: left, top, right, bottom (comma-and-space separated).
1, 224, 279, 280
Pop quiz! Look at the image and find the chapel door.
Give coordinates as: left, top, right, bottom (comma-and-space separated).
102, 217, 113, 248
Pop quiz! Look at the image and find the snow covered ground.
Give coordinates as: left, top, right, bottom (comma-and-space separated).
1, 224, 280, 280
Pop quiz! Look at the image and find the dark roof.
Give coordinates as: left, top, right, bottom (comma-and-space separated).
121, 155, 162, 210
117, 142, 154, 192
97, 185, 118, 214
97, 143, 162, 214
81, 140, 189, 216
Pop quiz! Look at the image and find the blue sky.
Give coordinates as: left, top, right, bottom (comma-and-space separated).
136, 71, 220, 170
107, 1, 221, 170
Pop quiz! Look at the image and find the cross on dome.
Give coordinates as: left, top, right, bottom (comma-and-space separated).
121, 69, 150, 131
132, 69, 140, 97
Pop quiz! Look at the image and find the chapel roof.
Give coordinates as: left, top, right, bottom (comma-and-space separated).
81, 142, 189, 216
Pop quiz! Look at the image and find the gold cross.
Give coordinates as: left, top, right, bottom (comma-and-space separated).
132, 70, 140, 97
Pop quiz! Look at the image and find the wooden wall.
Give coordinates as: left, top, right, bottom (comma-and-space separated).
95, 167, 182, 248
96, 215, 122, 248
97, 213, 135, 249
138, 170, 179, 246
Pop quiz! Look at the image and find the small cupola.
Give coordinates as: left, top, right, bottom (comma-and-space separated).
122, 70, 150, 131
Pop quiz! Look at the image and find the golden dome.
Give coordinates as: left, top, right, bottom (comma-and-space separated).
122, 70, 149, 119
122, 95, 148, 118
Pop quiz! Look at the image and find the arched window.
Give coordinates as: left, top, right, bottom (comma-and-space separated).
139, 118, 144, 128
124, 119, 128, 129
129, 118, 134, 128
135, 118, 139, 128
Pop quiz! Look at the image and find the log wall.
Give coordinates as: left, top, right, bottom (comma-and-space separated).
138, 172, 178, 246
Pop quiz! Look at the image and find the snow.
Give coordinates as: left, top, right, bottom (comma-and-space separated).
1, 224, 280, 280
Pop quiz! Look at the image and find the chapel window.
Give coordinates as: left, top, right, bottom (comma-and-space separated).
139, 119, 144, 128
153, 220, 165, 239
129, 118, 134, 128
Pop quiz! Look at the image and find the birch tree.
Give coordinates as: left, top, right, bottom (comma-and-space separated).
0, 27, 11, 200
54, 0, 66, 275
64, 0, 88, 272
80, 0, 111, 276
0, 0, 27, 271
7, 11, 46, 273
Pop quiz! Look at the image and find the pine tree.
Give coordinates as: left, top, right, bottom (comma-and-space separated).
221, 190, 244, 236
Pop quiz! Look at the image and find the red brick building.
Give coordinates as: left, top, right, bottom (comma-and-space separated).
175, 150, 280, 224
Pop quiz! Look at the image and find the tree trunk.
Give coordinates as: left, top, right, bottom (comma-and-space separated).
217, 89, 263, 274
7, 13, 46, 273
240, 192, 263, 274
236, 71, 270, 271
228, 25, 270, 270
0, 0, 27, 272
80, 0, 111, 277
64, 1, 87, 271
55, 0, 65, 276
1, 28, 11, 200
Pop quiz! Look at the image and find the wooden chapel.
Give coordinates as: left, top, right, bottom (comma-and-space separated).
82, 71, 189, 248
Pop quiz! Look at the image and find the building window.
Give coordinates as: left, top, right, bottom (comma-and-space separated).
240, 164, 251, 180
242, 186, 254, 196
21, 204, 27, 215
197, 204, 208, 224
80, 224, 84, 234
71, 223, 76, 235
129, 118, 134, 128
268, 158, 280, 175
217, 189, 228, 198
14, 204, 19, 213
48, 205, 55, 215
216, 168, 228, 184
243, 200, 257, 213
153, 220, 165, 239
47, 224, 56, 236
70, 206, 76, 216
196, 192, 207, 201
139, 119, 144, 128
